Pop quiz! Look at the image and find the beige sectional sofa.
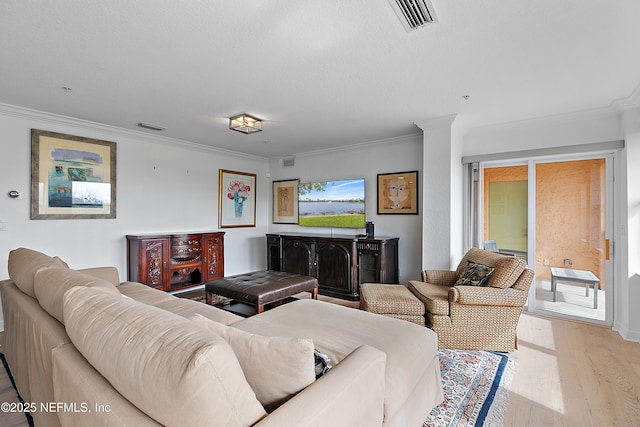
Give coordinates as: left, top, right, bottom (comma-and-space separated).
0, 248, 443, 427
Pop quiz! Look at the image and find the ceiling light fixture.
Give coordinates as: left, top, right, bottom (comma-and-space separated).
229, 114, 262, 134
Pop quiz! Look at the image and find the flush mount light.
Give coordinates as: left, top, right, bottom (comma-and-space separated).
229, 114, 262, 134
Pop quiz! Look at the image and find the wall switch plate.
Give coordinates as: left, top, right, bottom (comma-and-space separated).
6, 190, 24, 199
0, 220, 5, 231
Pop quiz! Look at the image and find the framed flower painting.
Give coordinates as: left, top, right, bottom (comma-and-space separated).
218, 169, 256, 228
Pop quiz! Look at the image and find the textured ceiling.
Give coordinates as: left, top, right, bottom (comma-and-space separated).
1, 0, 639, 158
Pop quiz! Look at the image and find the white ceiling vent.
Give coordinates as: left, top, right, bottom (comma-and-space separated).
282, 157, 295, 168
387, 0, 438, 32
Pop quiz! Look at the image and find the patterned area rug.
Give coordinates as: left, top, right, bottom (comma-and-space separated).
424, 349, 515, 427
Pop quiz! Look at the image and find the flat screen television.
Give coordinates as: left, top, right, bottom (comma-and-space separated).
298, 178, 366, 229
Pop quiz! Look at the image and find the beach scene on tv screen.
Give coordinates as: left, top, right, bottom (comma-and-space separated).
298, 178, 365, 228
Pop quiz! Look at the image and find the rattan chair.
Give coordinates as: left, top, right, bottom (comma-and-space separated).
408, 248, 534, 352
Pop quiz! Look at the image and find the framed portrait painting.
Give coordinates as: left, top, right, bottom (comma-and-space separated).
31, 129, 117, 219
272, 179, 299, 224
377, 170, 419, 214
218, 169, 257, 228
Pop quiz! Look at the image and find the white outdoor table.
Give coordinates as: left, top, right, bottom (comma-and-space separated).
550, 267, 600, 309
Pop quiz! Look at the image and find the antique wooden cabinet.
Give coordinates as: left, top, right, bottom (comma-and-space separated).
127, 231, 224, 292
266, 233, 399, 300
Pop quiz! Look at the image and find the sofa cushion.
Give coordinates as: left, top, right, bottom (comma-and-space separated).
485, 257, 526, 289
117, 281, 176, 305
190, 313, 316, 412
77, 266, 120, 287
155, 298, 243, 326
232, 299, 439, 423
454, 261, 494, 287
34, 267, 120, 324
63, 286, 267, 427
8, 247, 68, 298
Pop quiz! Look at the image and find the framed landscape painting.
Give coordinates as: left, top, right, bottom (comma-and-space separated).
218, 169, 256, 228
377, 170, 419, 214
272, 179, 299, 224
31, 129, 117, 219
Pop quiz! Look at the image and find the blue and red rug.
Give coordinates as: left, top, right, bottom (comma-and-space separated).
424, 349, 515, 427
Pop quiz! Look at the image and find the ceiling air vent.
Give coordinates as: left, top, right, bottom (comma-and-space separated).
137, 122, 166, 131
282, 157, 295, 168
387, 0, 438, 32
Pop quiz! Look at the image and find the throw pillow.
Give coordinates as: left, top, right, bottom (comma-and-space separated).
190, 313, 316, 412
455, 260, 494, 286
314, 350, 332, 378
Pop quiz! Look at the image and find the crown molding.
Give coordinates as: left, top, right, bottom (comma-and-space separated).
612, 83, 640, 112
414, 114, 458, 132
0, 102, 268, 162
290, 131, 422, 158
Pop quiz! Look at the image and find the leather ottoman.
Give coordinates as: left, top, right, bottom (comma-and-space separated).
205, 270, 318, 315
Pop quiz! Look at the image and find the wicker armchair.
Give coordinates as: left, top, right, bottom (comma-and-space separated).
408, 248, 534, 352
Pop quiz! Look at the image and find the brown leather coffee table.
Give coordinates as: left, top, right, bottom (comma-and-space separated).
205, 270, 318, 316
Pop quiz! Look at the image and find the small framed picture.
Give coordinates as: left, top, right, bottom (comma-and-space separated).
272, 179, 299, 224
218, 169, 257, 228
377, 170, 419, 214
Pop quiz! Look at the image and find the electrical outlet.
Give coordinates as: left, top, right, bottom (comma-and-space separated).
543, 258, 550, 266
0, 220, 5, 231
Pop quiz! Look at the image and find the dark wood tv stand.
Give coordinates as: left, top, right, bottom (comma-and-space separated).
266, 232, 399, 300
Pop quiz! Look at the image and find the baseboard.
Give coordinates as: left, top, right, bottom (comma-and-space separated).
613, 323, 640, 343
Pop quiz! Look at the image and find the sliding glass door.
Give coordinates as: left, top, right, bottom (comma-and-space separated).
476, 154, 614, 325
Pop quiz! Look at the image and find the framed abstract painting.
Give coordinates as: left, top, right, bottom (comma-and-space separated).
272, 179, 299, 224
31, 129, 117, 219
377, 170, 419, 214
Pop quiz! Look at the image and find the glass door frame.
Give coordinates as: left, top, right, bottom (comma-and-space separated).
474, 152, 615, 326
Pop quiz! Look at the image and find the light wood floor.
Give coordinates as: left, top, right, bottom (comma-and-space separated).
1, 299, 638, 427
504, 312, 640, 426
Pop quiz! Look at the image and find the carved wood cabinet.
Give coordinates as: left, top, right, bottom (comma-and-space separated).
126, 232, 224, 292
266, 233, 399, 300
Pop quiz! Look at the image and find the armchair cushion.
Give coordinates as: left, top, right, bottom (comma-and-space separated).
455, 248, 526, 289
408, 281, 449, 316
485, 257, 526, 289
454, 261, 494, 287
449, 285, 529, 307
421, 270, 457, 286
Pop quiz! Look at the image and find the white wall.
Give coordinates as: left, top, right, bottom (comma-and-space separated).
620, 104, 640, 341
461, 107, 623, 156
0, 104, 270, 281
268, 134, 423, 285
417, 116, 457, 270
